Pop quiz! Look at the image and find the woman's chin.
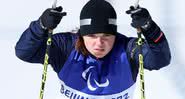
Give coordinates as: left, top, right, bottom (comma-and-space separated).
93, 53, 105, 58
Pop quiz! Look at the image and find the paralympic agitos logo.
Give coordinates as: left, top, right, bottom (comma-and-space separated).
82, 66, 110, 91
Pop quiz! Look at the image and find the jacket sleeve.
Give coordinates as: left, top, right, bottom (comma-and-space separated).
127, 21, 171, 70
15, 20, 76, 72
15, 20, 48, 63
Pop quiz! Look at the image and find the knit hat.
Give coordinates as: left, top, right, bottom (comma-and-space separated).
79, 0, 117, 36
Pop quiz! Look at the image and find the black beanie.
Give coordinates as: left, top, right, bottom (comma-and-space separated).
80, 0, 117, 36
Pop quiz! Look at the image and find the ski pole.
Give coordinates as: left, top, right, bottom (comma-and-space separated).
134, 0, 146, 99
137, 28, 145, 99
38, 0, 57, 99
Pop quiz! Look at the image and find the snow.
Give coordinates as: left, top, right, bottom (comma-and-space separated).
0, 0, 185, 99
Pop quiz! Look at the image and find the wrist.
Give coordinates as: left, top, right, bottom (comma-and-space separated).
142, 21, 165, 43
29, 20, 48, 38
39, 18, 48, 30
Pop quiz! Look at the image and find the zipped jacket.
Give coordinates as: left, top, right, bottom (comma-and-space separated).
15, 20, 171, 99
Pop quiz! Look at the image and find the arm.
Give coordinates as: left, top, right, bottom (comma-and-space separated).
15, 20, 77, 72
15, 6, 66, 63
126, 6, 171, 70
142, 21, 171, 70
15, 20, 48, 63
128, 21, 171, 70
15, 6, 72, 73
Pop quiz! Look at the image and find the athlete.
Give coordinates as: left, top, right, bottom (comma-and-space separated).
15, 0, 171, 98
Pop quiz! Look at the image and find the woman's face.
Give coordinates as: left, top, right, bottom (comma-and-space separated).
83, 33, 116, 58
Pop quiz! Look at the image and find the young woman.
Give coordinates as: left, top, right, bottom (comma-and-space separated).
15, 0, 171, 98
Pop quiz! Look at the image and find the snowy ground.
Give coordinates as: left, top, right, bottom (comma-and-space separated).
0, 0, 185, 99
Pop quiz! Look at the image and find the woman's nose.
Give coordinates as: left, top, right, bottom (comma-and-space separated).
96, 37, 104, 45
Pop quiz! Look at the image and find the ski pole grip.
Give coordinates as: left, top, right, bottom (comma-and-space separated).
134, 0, 140, 9
52, 0, 57, 8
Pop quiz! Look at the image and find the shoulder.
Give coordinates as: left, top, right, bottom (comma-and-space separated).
52, 32, 79, 45
115, 32, 134, 42
115, 33, 134, 48
53, 32, 78, 40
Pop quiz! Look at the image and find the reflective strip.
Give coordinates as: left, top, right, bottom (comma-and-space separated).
154, 32, 164, 43
80, 18, 117, 26
80, 19, 91, 26
108, 18, 117, 25
130, 8, 142, 14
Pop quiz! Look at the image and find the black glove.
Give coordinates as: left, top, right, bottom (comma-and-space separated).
40, 6, 67, 30
126, 6, 165, 43
126, 6, 152, 31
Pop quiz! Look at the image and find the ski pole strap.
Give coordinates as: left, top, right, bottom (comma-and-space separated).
39, 30, 53, 99
136, 28, 145, 99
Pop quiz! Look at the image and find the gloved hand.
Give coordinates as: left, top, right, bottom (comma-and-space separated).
126, 6, 152, 31
40, 6, 67, 30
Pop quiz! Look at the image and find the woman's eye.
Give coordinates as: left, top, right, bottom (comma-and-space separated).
103, 34, 112, 37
